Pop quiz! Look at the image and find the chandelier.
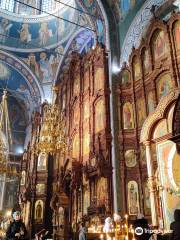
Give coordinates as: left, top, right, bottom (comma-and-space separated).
37, 102, 68, 154
0, 90, 19, 176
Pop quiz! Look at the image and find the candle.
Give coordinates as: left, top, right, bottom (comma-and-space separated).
124, 214, 128, 240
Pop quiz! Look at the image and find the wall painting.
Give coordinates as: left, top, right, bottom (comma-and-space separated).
153, 119, 168, 139
123, 102, 135, 129
174, 20, 180, 51
37, 152, 47, 171
157, 74, 172, 100
133, 56, 141, 81
147, 91, 155, 114
97, 177, 108, 206
72, 134, 79, 159
136, 98, 146, 127
125, 150, 137, 168
94, 67, 104, 91
143, 181, 151, 215
36, 184, 45, 195
95, 99, 105, 133
157, 141, 180, 228
128, 180, 140, 215
153, 31, 169, 61
142, 49, 150, 74
121, 69, 131, 87
35, 200, 43, 223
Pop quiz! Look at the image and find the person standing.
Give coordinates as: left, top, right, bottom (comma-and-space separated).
6, 211, 28, 240
79, 223, 87, 240
170, 209, 180, 240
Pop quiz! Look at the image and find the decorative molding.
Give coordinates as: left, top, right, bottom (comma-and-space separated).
140, 88, 180, 143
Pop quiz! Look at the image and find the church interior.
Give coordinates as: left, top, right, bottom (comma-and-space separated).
0, 0, 179, 239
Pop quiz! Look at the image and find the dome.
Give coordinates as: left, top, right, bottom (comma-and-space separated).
0, 0, 75, 16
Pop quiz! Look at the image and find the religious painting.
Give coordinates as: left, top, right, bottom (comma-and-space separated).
153, 30, 169, 61
157, 74, 172, 100
73, 103, 79, 126
142, 49, 150, 74
36, 184, 45, 195
123, 102, 135, 129
140, 145, 146, 165
167, 104, 175, 133
4, 180, 19, 209
143, 181, 151, 215
95, 99, 105, 133
128, 181, 140, 215
136, 98, 146, 127
133, 56, 141, 81
35, 200, 43, 223
125, 150, 137, 168
157, 141, 180, 228
72, 134, 79, 159
83, 124, 90, 156
153, 119, 168, 139
121, 69, 131, 87
20, 171, 26, 186
94, 67, 104, 91
97, 177, 108, 206
73, 74, 80, 96
84, 70, 89, 92
83, 190, 90, 214
37, 152, 47, 171
83, 99, 90, 121
147, 91, 155, 114
174, 20, 180, 51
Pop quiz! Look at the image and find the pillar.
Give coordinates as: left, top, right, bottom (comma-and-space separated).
144, 141, 158, 226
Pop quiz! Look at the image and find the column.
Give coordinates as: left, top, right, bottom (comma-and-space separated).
144, 141, 158, 226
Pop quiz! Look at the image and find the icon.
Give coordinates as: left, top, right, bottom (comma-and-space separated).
135, 227, 143, 235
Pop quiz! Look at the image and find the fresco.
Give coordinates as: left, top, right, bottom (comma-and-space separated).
120, 0, 141, 17
0, 7, 78, 50
142, 49, 150, 74
143, 181, 151, 215
153, 119, 168, 139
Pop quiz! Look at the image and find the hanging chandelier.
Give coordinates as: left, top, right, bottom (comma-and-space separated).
37, 102, 68, 154
0, 90, 19, 176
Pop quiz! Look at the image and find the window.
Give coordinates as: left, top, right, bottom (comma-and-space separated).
0, 0, 64, 15
0, 0, 15, 12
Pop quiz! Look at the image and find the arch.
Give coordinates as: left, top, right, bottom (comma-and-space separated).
140, 88, 180, 143
171, 93, 180, 153
0, 49, 44, 103
120, 0, 167, 67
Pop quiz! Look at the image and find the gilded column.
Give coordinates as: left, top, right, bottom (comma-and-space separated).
144, 141, 158, 226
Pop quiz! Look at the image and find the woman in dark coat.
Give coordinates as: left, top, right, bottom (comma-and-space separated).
6, 211, 27, 240
170, 209, 180, 240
